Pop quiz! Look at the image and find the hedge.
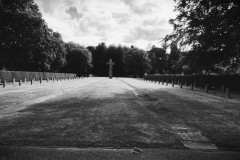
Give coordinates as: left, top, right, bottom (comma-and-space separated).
143, 74, 240, 91
0, 70, 76, 83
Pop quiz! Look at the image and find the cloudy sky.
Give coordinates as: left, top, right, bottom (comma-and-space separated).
34, 0, 177, 50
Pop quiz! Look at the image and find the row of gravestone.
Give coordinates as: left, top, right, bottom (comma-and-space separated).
139, 76, 233, 98
0, 71, 76, 82
143, 75, 240, 89
0, 70, 78, 88
0, 76, 81, 88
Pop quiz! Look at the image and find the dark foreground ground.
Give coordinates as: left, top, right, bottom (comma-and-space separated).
0, 77, 240, 159
1, 146, 240, 160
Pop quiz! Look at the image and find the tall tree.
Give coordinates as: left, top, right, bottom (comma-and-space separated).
0, 0, 66, 72
166, 42, 182, 74
50, 32, 67, 72
115, 45, 126, 76
92, 43, 107, 76
1, 0, 42, 70
123, 47, 151, 77
168, 0, 240, 74
148, 45, 167, 74
65, 42, 92, 76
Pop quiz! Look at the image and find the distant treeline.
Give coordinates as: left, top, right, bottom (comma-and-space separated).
87, 44, 151, 77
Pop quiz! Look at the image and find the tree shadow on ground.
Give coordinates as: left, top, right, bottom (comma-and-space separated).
0, 89, 239, 151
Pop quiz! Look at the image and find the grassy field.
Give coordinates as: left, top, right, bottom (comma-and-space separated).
0, 78, 239, 151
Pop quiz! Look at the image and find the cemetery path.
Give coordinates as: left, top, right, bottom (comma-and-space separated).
0, 77, 240, 152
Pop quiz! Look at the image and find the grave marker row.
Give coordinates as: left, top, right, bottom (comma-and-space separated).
1, 77, 82, 88
0, 70, 78, 88
140, 75, 236, 98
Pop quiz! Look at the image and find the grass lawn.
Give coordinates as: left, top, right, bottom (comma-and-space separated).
0, 95, 184, 149
0, 78, 239, 151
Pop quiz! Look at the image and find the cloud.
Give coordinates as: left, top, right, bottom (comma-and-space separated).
35, 0, 57, 13
34, 0, 177, 49
121, 0, 158, 15
66, 7, 83, 20
78, 12, 112, 35
142, 19, 166, 26
112, 13, 131, 24
123, 27, 168, 43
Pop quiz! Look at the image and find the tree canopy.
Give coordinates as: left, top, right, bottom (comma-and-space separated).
148, 46, 167, 74
123, 47, 151, 77
167, 0, 240, 74
64, 42, 92, 76
0, 0, 91, 74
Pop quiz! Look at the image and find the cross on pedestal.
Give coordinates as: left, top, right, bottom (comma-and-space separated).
107, 59, 115, 79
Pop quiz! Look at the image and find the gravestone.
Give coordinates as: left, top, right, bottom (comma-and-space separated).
107, 59, 115, 79
226, 88, 230, 98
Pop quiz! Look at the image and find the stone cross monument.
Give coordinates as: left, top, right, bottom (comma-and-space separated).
107, 59, 115, 79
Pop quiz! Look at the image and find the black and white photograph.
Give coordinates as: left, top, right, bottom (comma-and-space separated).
0, 0, 240, 159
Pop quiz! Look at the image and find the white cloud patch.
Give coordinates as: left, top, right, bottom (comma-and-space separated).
34, 0, 177, 49
112, 13, 131, 24
142, 19, 166, 26
123, 27, 168, 43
